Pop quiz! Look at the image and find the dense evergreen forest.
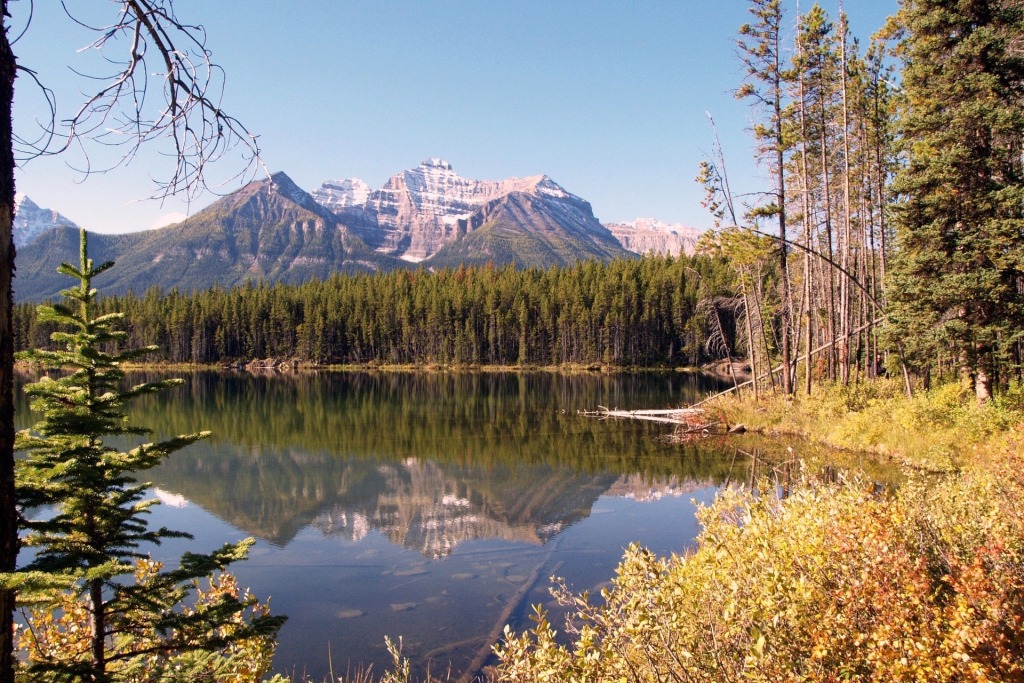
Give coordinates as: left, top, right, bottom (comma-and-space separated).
10, 0, 1024, 397
13, 255, 744, 368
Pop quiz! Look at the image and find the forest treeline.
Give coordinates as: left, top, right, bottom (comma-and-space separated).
13, 255, 741, 368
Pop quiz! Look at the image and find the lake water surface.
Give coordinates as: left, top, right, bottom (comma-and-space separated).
17, 370, 831, 680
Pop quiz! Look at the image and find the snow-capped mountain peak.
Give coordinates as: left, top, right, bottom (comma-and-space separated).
310, 159, 599, 262
310, 177, 372, 213
420, 157, 453, 171
14, 195, 79, 248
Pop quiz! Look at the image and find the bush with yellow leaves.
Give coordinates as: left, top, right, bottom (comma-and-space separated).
16, 558, 286, 683
495, 431, 1024, 682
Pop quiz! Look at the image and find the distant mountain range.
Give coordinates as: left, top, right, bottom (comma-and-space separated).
13, 160, 703, 301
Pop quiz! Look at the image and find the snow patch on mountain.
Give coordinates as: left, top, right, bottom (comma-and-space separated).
310, 177, 372, 212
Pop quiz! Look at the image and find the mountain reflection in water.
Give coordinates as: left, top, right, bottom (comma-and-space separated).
134, 371, 734, 552
17, 370, 754, 678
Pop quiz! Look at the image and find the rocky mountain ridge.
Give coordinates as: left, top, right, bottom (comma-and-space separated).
605, 217, 702, 257
14, 172, 401, 300
312, 158, 627, 263
14, 160, 703, 301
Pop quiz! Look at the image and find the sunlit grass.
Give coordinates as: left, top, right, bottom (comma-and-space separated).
706, 379, 1024, 471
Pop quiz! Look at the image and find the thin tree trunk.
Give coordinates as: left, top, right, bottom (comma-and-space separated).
866, 146, 880, 378
740, 274, 759, 400
804, 250, 814, 394
0, 4, 17, 680
752, 263, 779, 394
868, 52, 890, 286
91, 578, 107, 681
770, 16, 794, 394
818, 97, 837, 381
839, 13, 853, 385
775, 110, 795, 395
797, 58, 815, 395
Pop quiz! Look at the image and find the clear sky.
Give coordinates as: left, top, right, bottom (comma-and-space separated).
11, 0, 898, 235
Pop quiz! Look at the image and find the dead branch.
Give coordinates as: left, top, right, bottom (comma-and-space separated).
16, 0, 263, 202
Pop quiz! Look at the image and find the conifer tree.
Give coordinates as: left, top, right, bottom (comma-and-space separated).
736, 0, 795, 394
888, 0, 1024, 401
14, 230, 284, 682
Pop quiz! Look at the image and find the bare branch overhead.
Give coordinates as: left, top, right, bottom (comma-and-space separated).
16, 0, 263, 202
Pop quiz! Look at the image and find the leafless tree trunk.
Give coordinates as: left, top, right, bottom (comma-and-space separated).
0, 4, 16, 680
796, 49, 815, 395
838, 12, 853, 385
739, 271, 759, 400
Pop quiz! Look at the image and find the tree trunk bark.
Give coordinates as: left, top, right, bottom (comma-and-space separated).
0, 4, 18, 681
740, 276, 759, 400
91, 578, 107, 682
839, 13, 853, 386
975, 345, 993, 404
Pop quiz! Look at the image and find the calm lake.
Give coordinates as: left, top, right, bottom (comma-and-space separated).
15, 370, 865, 680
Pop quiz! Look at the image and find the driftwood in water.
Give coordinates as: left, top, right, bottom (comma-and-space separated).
582, 405, 710, 428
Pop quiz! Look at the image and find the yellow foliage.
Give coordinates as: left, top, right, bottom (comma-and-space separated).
16, 560, 281, 683
708, 380, 1023, 471
495, 437, 1024, 682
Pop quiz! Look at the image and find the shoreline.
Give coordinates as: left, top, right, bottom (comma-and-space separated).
16, 358, 730, 376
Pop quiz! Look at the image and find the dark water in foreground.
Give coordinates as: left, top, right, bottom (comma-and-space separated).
16, 370, 882, 680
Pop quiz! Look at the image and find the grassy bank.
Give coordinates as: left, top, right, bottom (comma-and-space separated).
707, 379, 1024, 472
492, 381, 1024, 682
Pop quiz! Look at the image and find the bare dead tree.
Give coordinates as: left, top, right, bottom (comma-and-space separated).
0, 3, 260, 681
698, 294, 746, 391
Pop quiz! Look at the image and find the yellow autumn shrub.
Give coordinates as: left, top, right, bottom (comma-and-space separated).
710, 380, 1023, 471
495, 437, 1024, 682
16, 560, 284, 683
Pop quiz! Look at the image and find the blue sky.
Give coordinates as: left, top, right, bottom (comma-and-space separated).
11, 1, 897, 235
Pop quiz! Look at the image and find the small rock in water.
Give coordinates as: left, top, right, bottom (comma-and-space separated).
391, 602, 417, 612
728, 423, 747, 434
336, 608, 365, 619
393, 567, 428, 577
450, 573, 476, 580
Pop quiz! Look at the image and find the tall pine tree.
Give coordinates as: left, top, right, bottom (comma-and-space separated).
888, 0, 1024, 401
737, 0, 796, 394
